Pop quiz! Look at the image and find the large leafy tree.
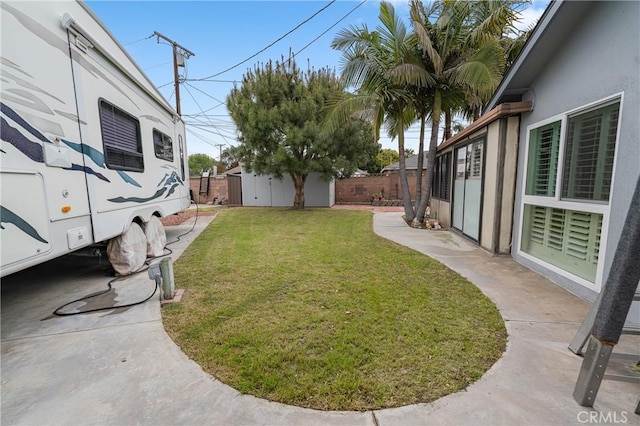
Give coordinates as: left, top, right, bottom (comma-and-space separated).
227, 59, 375, 209
188, 153, 217, 176
220, 146, 240, 171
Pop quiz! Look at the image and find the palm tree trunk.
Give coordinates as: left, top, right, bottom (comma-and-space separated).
443, 109, 452, 143
413, 90, 441, 227
397, 119, 415, 222
414, 115, 426, 211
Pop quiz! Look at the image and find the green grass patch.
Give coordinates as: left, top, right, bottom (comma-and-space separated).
162, 208, 506, 410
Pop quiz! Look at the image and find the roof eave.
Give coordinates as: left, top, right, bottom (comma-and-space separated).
438, 101, 534, 152
484, 0, 564, 112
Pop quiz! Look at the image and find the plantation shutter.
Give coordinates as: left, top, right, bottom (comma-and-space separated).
433, 152, 452, 201
526, 121, 561, 196
470, 142, 483, 178
442, 152, 451, 200
566, 211, 591, 261
547, 208, 565, 251
522, 205, 602, 282
562, 102, 619, 201
529, 205, 547, 245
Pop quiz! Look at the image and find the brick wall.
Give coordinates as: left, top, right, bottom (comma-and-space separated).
189, 176, 228, 204
335, 172, 426, 203
189, 172, 427, 205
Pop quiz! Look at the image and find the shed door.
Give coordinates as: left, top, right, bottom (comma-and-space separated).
452, 140, 484, 241
227, 175, 243, 206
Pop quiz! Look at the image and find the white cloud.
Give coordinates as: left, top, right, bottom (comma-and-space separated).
515, 4, 548, 32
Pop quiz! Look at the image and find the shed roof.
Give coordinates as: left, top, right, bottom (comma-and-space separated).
381, 152, 429, 172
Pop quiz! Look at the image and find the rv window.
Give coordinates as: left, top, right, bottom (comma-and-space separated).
153, 129, 174, 162
99, 100, 143, 172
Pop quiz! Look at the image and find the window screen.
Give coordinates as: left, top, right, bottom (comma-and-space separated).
99, 100, 143, 172
153, 129, 174, 161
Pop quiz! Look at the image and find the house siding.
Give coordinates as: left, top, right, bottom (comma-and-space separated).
512, 1, 640, 300
480, 122, 500, 250
500, 116, 520, 252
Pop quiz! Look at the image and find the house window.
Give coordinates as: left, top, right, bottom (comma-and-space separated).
562, 102, 619, 202
153, 129, 174, 161
99, 100, 143, 172
433, 152, 451, 201
521, 98, 620, 284
521, 205, 602, 282
525, 121, 561, 197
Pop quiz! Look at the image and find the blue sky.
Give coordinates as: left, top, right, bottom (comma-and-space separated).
86, 0, 549, 160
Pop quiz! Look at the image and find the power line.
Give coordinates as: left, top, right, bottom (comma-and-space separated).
186, 127, 219, 148
123, 33, 154, 46
288, 0, 366, 62
143, 61, 172, 71
191, 0, 336, 81
182, 83, 234, 145
184, 82, 226, 105
158, 80, 174, 89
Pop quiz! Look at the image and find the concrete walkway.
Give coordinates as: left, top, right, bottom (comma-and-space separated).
1, 212, 637, 425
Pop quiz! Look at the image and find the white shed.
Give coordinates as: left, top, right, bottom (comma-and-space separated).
241, 168, 335, 207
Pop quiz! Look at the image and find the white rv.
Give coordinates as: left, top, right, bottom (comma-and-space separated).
1, 1, 191, 277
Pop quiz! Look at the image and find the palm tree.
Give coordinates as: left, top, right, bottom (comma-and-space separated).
330, 1, 429, 221
409, 0, 507, 227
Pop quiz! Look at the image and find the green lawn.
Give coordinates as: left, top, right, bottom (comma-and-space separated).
162, 208, 506, 411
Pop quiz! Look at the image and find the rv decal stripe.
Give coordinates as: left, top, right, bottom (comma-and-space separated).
1, 102, 49, 143
0, 116, 45, 162
116, 170, 141, 187
1, 111, 109, 182
0, 205, 48, 244
158, 171, 184, 187
107, 171, 183, 204
65, 164, 110, 183
62, 139, 105, 166
62, 139, 141, 187
108, 187, 168, 204
165, 183, 179, 198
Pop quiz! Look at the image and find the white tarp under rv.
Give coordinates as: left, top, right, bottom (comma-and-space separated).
0, 1, 190, 277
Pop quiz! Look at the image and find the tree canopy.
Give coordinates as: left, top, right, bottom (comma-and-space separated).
227, 58, 376, 209
188, 153, 217, 176
220, 146, 240, 171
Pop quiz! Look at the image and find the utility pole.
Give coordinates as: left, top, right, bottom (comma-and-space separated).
214, 143, 225, 161
153, 31, 195, 116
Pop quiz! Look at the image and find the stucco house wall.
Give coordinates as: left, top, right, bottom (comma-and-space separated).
508, 1, 639, 300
